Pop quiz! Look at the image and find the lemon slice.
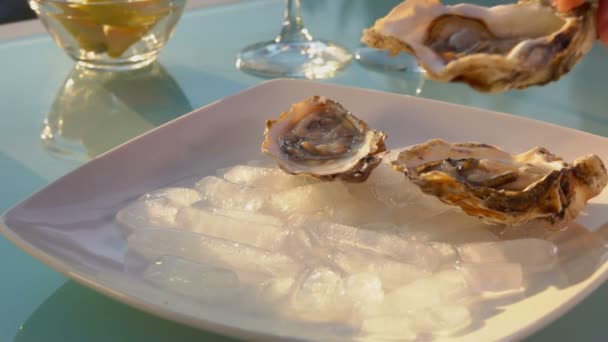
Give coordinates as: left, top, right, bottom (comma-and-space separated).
103, 25, 151, 57
56, 16, 107, 53
53, 0, 172, 57
76, 0, 170, 27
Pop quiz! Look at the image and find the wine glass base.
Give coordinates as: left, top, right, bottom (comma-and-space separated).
236, 39, 352, 79
355, 47, 422, 73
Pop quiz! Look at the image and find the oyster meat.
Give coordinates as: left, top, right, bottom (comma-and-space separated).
361, 0, 596, 92
262, 96, 387, 183
392, 139, 608, 225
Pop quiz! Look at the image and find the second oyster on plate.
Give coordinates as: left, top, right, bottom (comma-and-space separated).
392, 139, 608, 225
361, 0, 597, 92
262, 96, 387, 183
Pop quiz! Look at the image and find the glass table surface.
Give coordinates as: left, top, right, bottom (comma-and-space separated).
0, 0, 607, 341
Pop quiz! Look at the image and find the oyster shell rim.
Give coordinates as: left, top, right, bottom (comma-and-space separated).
391, 138, 608, 225
361, 0, 597, 92
261, 96, 388, 183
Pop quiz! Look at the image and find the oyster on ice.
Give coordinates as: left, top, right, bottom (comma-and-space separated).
361, 0, 597, 92
262, 96, 387, 183
392, 139, 608, 225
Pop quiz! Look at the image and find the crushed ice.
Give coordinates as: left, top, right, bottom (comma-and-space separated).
116, 162, 559, 340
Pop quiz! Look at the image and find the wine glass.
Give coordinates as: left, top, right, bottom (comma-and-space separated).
236, 0, 353, 79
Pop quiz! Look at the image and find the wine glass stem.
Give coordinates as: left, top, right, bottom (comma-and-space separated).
276, 0, 313, 43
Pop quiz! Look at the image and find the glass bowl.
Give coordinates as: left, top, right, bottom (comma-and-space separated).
29, 0, 186, 70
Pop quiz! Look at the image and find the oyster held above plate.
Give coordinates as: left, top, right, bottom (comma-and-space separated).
392, 139, 608, 225
361, 0, 597, 92
262, 96, 387, 183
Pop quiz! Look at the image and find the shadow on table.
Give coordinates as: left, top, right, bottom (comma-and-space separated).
12, 280, 241, 342
0, 152, 48, 212
40, 62, 193, 162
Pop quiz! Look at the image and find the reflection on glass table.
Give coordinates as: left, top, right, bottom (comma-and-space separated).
321, 0, 420, 73
40, 62, 193, 161
355, 46, 423, 73
12, 280, 241, 342
235, 0, 352, 79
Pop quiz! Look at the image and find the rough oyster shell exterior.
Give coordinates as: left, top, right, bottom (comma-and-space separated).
362, 0, 597, 92
392, 139, 608, 225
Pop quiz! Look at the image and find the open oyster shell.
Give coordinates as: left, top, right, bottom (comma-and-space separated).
392, 139, 608, 225
262, 96, 387, 183
361, 0, 597, 92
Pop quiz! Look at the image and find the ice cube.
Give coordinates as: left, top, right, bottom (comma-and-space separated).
314, 199, 393, 227
370, 178, 423, 209
431, 242, 459, 266
394, 194, 456, 226
358, 222, 403, 235
272, 182, 387, 226
346, 162, 420, 209
283, 267, 351, 322
446, 228, 501, 244
271, 182, 354, 215
459, 263, 524, 293
457, 239, 558, 271
344, 181, 374, 201
496, 222, 549, 240
280, 227, 316, 261
220, 165, 318, 191
204, 207, 283, 226
143, 255, 240, 302
367, 162, 409, 187
345, 273, 385, 318
332, 248, 431, 290
139, 187, 202, 207
116, 187, 202, 234
174, 206, 289, 251
127, 228, 299, 279
256, 277, 295, 304
360, 315, 418, 341
391, 225, 434, 242
411, 210, 499, 244
293, 215, 442, 271
397, 208, 488, 243
194, 176, 267, 212
116, 199, 178, 234
431, 269, 472, 301
413, 306, 472, 335
383, 270, 470, 314
416, 193, 454, 216
345, 273, 384, 304
383, 280, 441, 313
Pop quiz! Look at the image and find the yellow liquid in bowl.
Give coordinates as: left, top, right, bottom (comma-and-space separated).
32, 0, 185, 68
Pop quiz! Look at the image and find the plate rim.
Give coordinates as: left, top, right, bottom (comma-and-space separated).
3, 78, 608, 341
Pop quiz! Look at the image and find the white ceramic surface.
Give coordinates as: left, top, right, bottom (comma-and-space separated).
2, 79, 608, 341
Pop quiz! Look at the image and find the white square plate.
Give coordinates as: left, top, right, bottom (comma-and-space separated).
2, 79, 608, 341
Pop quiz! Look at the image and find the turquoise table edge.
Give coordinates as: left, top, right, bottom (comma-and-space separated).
1, 0, 607, 341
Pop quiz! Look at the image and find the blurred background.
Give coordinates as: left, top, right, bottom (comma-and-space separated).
0, 0, 475, 25
1, 0, 36, 24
